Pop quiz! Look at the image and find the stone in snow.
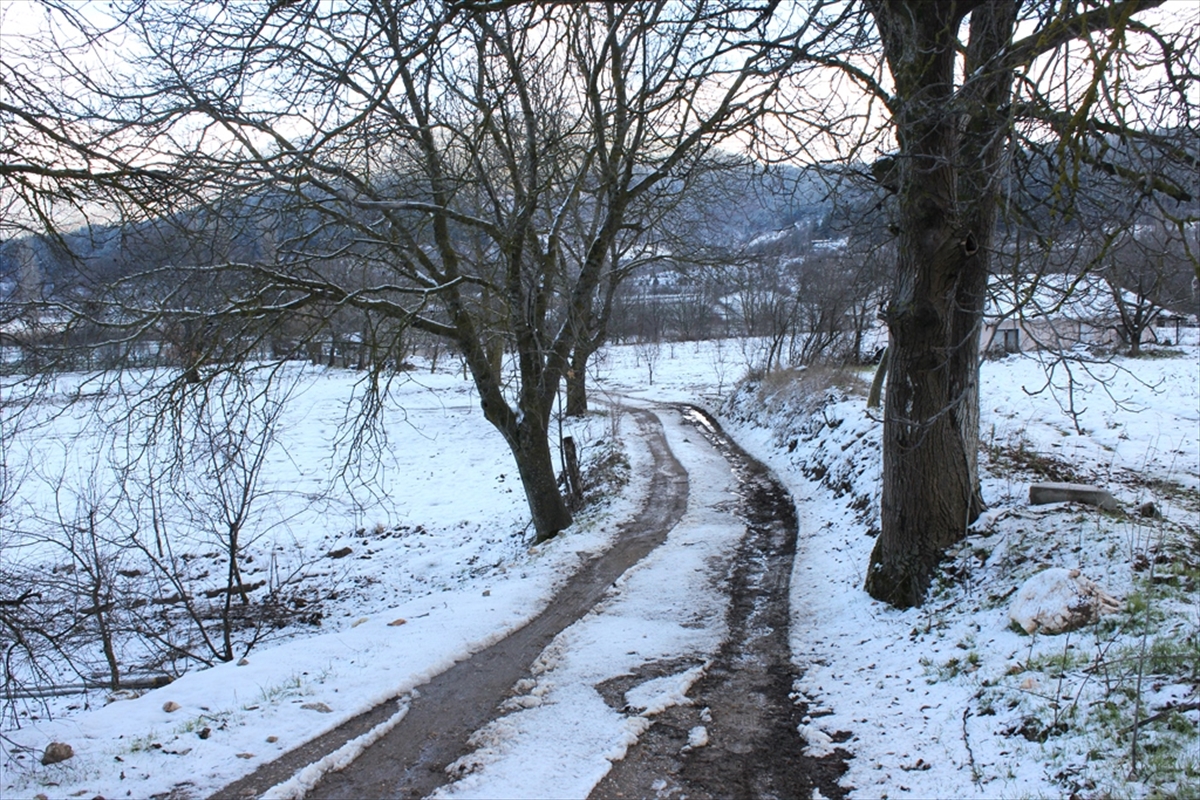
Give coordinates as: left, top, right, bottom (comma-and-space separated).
301, 702, 333, 713
1028, 482, 1119, 511
40, 742, 73, 765
1009, 568, 1121, 634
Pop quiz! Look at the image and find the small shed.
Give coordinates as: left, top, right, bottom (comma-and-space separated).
983, 272, 1168, 354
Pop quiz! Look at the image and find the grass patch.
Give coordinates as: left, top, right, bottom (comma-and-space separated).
256, 673, 305, 706
985, 436, 1091, 484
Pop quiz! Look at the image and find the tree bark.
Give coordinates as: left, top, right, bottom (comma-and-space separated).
565, 346, 590, 417
865, 0, 1016, 608
504, 414, 574, 543
452, 295, 574, 543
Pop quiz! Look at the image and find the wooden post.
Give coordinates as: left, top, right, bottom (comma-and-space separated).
563, 436, 584, 509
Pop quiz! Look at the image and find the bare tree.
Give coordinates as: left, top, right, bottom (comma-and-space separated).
835, 0, 1199, 606
8, 0, 1193, 612
4, 1, 820, 543
1103, 220, 1196, 354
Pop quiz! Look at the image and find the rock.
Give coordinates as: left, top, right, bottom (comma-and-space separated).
1029, 483, 1119, 511
198, 727, 211, 740
1137, 501, 1160, 518
236, 752, 255, 759
162, 701, 181, 713
301, 702, 333, 713
237, 657, 250, 666
327, 546, 353, 559
1009, 568, 1121, 634
266, 735, 279, 743
41, 742, 74, 765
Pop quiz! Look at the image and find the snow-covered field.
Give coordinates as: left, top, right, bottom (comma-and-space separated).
2, 335, 1198, 798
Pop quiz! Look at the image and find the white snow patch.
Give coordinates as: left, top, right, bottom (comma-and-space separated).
624, 665, 706, 716
1008, 567, 1121, 634
797, 723, 836, 757
684, 725, 709, 750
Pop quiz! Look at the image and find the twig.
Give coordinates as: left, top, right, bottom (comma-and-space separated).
963, 695, 981, 786
5, 674, 173, 700
1119, 702, 1200, 736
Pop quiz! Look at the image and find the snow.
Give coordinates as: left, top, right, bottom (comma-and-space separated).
1007, 567, 1120, 635
3, 335, 1198, 799
724, 337, 1199, 798
685, 725, 709, 750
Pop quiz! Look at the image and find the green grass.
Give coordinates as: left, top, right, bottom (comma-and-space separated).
255, 673, 305, 706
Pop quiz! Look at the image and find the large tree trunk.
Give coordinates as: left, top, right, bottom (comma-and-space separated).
949, 0, 1018, 526
454, 303, 574, 543
476, 392, 573, 543
864, 1, 1016, 608
504, 414, 574, 543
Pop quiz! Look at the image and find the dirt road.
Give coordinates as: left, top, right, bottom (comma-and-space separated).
592, 408, 849, 800
211, 405, 848, 799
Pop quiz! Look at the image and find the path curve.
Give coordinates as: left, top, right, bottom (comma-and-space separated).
210, 406, 688, 800
590, 406, 849, 800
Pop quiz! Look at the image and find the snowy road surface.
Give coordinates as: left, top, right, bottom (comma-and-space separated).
7, 339, 1194, 799
209, 400, 818, 799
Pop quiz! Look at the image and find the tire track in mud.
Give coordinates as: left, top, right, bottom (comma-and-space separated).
210, 407, 687, 800
590, 407, 850, 800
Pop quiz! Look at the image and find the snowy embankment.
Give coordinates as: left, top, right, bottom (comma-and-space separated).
723, 347, 1199, 798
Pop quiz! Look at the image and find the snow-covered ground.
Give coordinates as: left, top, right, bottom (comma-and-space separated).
723, 343, 1200, 798
2, 335, 1198, 798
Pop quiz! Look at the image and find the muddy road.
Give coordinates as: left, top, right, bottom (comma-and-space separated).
211, 405, 848, 799
592, 408, 848, 800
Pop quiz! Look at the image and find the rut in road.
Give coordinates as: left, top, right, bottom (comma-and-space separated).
210, 407, 687, 800
591, 407, 850, 800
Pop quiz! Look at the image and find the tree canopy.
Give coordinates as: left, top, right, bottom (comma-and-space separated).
2, 0, 1196, 603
